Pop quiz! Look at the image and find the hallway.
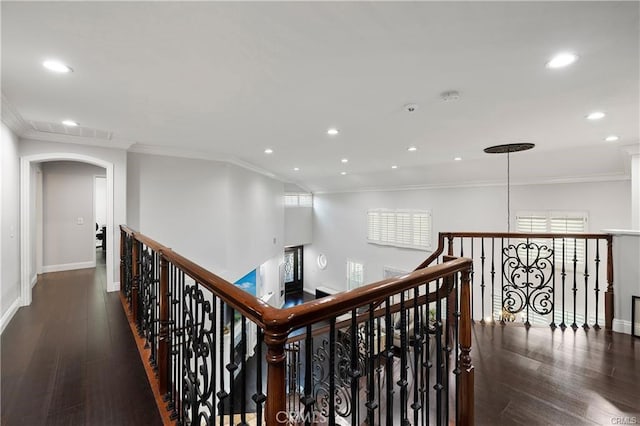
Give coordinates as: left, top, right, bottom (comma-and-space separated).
1, 250, 161, 425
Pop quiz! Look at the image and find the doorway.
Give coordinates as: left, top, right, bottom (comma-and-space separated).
283, 245, 303, 294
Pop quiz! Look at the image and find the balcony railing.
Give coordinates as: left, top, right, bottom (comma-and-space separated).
440, 232, 613, 330
119, 226, 474, 425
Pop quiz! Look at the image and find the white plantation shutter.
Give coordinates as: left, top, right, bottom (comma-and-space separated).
380, 211, 396, 244
366, 209, 432, 250
412, 211, 432, 248
367, 211, 381, 242
284, 193, 313, 207
516, 211, 588, 265
395, 212, 413, 246
347, 260, 364, 290
550, 214, 587, 264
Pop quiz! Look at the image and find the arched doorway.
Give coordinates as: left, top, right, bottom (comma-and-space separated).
20, 153, 115, 306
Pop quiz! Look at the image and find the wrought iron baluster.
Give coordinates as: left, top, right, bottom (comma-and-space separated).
501, 238, 505, 325
491, 238, 496, 322
411, 287, 421, 426
228, 307, 236, 423
481, 237, 486, 323
454, 272, 461, 425
572, 238, 578, 330
470, 239, 474, 322
435, 279, 444, 425
525, 237, 531, 328
366, 303, 376, 425
211, 293, 217, 423
350, 309, 360, 426
561, 239, 567, 330
385, 297, 394, 425
253, 329, 265, 426
240, 316, 247, 425
398, 293, 408, 424
303, 325, 314, 426
551, 239, 556, 329
583, 240, 590, 330
217, 302, 226, 426
594, 241, 601, 329
329, 319, 336, 426
422, 290, 429, 426
376, 316, 382, 426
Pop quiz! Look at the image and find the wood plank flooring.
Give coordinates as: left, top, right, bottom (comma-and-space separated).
1, 250, 162, 426
473, 323, 640, 425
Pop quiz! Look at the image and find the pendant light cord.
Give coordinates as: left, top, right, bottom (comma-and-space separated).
507, 150, 511, 233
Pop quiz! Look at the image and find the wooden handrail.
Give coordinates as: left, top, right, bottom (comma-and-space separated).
441, 231, 611, 240
119, 225, 471, 334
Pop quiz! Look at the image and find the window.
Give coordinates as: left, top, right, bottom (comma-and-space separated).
367, 209, 432, 250
347, 260, 364, 290
516, 211, 588, 265
284, 192, 313, 207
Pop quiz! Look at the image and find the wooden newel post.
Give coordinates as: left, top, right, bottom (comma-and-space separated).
131, 238, 140, 326
605, 236, 614, 330
459, 267, 475, 426
447, 234, 454, 256
158, 252, 170, 396
119, 228, 125, 296
264, 330, 288, 425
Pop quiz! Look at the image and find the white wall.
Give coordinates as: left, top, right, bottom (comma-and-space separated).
1, 123, 21, 329
609, 231, 640, 334
41, 161, 105, 271
284, 206, 312, 247
19, 138, 127, 289
95, 176, 107, 226
305, 180, 631, 293
127, 152, 284, 284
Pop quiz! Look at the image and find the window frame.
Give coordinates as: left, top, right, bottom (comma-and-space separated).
367, 208, 433, 251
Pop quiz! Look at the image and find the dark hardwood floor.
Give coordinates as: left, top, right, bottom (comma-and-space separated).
473, 323, 640, 425
1, 250, 162, 426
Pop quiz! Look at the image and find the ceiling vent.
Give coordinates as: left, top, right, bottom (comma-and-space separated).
29, 120, 112, 140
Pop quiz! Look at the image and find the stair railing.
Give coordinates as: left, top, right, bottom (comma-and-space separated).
120, 226, 474, 425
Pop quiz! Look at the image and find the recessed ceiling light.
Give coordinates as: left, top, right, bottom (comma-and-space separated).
454, 156, 462, 161
391, 165, 398, 169
586, 111, 605, 120
62, 120, 79, 127
341, 158, 348, 163
293, 167, 300, 171
407, 146, 417, 152
264, 148, 273, 154
327, 128, 339, 136
340, 171, 347, 175
546, 52, 578, 69
605, 135, 619, 142
43, 60, 73, 73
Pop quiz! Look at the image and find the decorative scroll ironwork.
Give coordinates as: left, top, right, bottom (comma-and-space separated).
502, 242, 554, 317
122, 234, 133, 304
182, 282, 216, 425
139, 248, 157, 346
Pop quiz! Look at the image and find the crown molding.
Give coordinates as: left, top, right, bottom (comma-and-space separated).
312, 172, 631, 195
20, 129, 134, 150
620, 142, 640, 156
1, 93, 30, 135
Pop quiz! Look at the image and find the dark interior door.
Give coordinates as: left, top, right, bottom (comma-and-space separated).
284, 246, 303, 294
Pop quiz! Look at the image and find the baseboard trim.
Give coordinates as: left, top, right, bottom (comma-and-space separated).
1, 298, 21, 334
30, 274, 38, 288
612, 319, 632, 335
107, 281, 120, 293
42, 261, 96, 273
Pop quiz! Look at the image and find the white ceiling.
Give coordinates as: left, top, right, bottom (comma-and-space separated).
2, 1, 638, 192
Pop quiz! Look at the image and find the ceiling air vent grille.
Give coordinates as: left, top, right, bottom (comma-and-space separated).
29, 121, 113, 140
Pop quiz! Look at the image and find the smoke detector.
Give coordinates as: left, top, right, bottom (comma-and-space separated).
440, 90, 460, 102
404, 103, 419, 113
